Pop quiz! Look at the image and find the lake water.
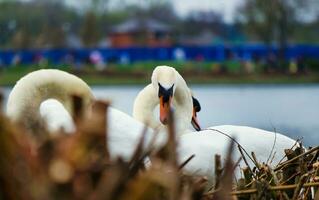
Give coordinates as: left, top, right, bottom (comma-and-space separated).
3, 84, 319, 146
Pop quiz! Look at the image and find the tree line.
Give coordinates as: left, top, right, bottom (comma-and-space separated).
0, 0, 318, 50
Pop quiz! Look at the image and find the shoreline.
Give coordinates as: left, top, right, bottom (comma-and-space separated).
2, 75, 319, 87
1, 68, 319, 86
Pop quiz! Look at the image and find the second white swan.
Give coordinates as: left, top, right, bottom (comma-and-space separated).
133, 65, 298, 178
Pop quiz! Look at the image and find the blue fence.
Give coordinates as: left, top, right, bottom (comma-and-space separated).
0, 44, 319, 66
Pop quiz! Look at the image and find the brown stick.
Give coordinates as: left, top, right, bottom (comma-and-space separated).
251, 152, 260, 170
314, 188, 319, 200
178, 154, 195, 170
214, 154, 222, 189
275, 146, 319, 171
292, 174, 308, 200
269, 168, 290, 200
266, 126, 277, 164
204, 127, 257, 166
238, 145, 256, 179
276, 138, 302, 166
231, 182, 319, 196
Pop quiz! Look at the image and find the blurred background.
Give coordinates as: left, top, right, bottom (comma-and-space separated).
0, 0, 319, 146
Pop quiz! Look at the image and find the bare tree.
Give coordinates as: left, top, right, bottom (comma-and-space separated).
80, 12, 99, 47
12, 28, 30, 49
238, 0, 314, 61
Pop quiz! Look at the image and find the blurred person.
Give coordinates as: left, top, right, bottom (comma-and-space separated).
11, 53, 22, 66
173, 47, 186, 62
289, 58, 298, 74
242, 52, 255, 74
242, 60, 255, 74
119, 53, 130, 65
33, 52, 48, 68
63, 51, 75, 67
89, 50, 106, 71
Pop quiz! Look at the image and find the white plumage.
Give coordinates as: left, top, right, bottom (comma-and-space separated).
6, 69, 93, 133
133, 66, 194, 135
107, 107, 165, 160
178, 125, 296, 177
6, 69, 164, 161
133, 66, 298, 178
39, 99, 76, 133
6, 68, 298, 180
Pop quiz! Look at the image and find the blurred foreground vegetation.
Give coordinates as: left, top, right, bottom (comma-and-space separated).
1, 93, 319, 199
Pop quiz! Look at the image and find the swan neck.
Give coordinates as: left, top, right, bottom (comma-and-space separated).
173, 72, 193, 135
174, 72, 192, 105
133, 84, 159, 128
6, 69, 93, 132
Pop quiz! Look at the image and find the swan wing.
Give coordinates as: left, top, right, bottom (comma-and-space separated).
178, 125, 296, 178
208, 125, 296, 165
108, 107, 166, 160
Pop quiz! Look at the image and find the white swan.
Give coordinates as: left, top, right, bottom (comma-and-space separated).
133, 66, 198, 135
6, 69, 164, 160
133, 66, 298, 177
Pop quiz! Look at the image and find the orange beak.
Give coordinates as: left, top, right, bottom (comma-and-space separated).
159, 96, 172, 125
191, 109, 201, 131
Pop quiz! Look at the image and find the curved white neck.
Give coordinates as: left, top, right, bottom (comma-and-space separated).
133, 71, 193, 135
6, 69, 93, 133
133, 84, 159, 128
173, 72, 193, 134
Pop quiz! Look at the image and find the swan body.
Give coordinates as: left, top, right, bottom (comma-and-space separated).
178, 125, 297, 178
133, 66, 194, 135
39, 100, 164, 160
108, 107, 166, 160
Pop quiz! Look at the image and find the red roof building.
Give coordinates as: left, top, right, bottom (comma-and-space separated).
110, 18, 172, 48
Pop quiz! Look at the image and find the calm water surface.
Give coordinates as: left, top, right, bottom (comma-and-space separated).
3, 84, 319, 146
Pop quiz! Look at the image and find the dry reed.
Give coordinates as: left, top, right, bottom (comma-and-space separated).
0, 91, 318, 200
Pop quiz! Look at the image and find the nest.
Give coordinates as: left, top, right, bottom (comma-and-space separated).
0, 92, 318, 200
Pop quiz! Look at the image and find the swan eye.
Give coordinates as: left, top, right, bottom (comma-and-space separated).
158, 83, 174, 103
192, 96, 201, 112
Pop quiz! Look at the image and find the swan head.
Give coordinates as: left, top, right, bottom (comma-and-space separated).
151, 66, 177, 124
191, 96, 201, 131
